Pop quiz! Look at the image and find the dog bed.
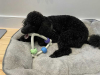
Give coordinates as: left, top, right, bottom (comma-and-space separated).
2, 19, 100, 75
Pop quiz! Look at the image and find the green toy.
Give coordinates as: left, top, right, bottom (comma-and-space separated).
30, 48, 37, 54
29, 33, 52, 58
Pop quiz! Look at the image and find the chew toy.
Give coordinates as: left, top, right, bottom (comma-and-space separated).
29, 33, 52, 58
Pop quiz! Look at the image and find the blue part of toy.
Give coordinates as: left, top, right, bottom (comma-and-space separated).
44, 38, 50, 43
41, 47, 47, 53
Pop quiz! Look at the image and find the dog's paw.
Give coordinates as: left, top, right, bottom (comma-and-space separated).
18, 39, 21, 41
49, 49, 71, 58
49, 50, 60, 58
17, 38, 26, 42
18, 35, 31, 42
49, 54, 57, 58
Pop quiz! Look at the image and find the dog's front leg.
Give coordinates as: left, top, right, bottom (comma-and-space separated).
49, 31, 73, 58
18, 35, 31, 42
49, 47, 72, 58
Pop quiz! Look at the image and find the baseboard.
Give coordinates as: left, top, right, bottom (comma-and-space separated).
0, 15, 100, 28
0, 15, 25, 28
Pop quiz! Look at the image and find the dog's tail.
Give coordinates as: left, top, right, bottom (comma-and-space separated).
87, 35, 100, 48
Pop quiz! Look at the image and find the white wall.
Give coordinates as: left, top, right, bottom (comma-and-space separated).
0, 0, 100, 28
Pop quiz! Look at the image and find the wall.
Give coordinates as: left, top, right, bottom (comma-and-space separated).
0, 0, 100, 28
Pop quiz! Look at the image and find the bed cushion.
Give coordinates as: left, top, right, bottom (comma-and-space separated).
82, 19, 100, 36
3, 19, 100, 75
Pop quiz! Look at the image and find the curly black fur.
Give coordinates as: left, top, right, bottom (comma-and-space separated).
88, 35, 100, 48
18, 11, 100, 58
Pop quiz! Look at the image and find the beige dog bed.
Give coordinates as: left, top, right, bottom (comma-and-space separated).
2, 19, 100, 75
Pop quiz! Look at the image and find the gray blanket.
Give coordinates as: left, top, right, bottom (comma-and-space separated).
2, 19, 100, 75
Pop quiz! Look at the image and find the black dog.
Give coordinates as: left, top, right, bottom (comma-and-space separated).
18, 11, 100, 58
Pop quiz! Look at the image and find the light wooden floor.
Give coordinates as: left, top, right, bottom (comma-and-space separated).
0, 28, 19, 75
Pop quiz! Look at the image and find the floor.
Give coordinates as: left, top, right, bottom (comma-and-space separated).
0, 28, 19, 75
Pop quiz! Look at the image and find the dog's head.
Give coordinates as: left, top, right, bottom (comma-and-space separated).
21, 11, 54, 39
21, 11, 45, 34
